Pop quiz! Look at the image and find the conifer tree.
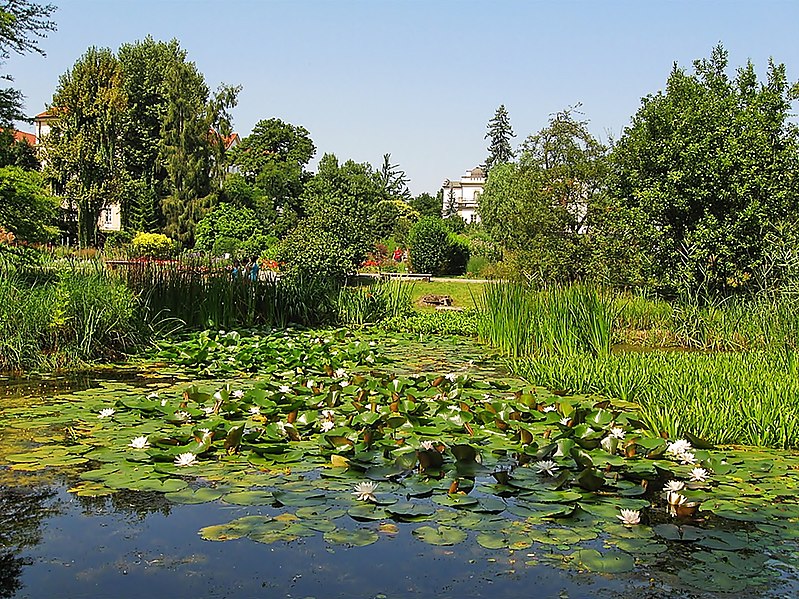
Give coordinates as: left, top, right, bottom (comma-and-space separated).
485, 104, 515, 171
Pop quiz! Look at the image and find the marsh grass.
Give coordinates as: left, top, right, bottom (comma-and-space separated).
337, 279, 414, 325
477, 282, 613, 357
513, 348, 799, 448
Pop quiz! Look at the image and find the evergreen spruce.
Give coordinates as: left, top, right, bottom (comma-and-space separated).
485, 104, 516, 171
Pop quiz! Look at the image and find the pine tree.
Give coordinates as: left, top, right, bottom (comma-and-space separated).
485, 104, 515, 171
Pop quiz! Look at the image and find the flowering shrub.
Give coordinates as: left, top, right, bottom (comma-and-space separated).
130, 232, 175, 259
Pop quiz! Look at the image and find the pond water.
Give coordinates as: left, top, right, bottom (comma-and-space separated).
2, 333, 799, 598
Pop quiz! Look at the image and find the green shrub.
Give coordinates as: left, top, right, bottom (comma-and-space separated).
408, 217, 470, 276
130, 232, 175, 259
195, 202, 270, 256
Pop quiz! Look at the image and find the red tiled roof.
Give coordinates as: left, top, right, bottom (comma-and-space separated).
11, 130, 37, 145
34, 110, 56, 120
223, 132, 240, 150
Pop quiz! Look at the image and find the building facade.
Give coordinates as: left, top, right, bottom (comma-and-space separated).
441, 166, 485, 222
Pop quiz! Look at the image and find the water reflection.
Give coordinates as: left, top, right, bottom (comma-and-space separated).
0, 486, 59, 598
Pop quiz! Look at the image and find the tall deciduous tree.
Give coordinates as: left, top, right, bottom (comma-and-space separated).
484, 104, 515, 171
228, 117, 314, 216
608, 44, 799, 292
44, 47, 127, 247
480, 109, 606, 282
0, 0, 56, 126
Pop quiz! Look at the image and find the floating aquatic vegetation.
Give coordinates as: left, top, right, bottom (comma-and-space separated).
4, 330, 799, 596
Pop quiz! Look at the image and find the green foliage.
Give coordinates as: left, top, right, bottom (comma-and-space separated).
0, 268, 141, 370
0, 1, 57, 126
229, 117, 315, 217
44, 46, 128, 248
194, 202, 271, 256
408, 217, 470, 276
608, 44, 799, 293
0, 129, 39, 169
485, 104, 515, 171
481, 109, 606, 283
409, 192, 442, 218
0, 166, 59, 243
337, 280, 414, 326
130, 232, 175, 258
379, 310, 479, 336
283, 153, 385, 280
370, 198, 419, 241
477, 282, 613, 358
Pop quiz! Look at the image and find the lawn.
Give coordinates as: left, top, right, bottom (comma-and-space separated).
405, 278, 487, 312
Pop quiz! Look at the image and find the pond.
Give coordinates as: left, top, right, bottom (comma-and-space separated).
2, 330, 799, 598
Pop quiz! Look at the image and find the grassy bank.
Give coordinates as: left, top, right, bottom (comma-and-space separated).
476, 281, 799, 448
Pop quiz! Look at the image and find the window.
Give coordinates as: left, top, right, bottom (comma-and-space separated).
104, 209, 113, 226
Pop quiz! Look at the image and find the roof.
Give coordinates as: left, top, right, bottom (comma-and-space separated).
12, 130, 37, 145
223, 132, 240, 150
34, 109, 56, 120
469, 166, 485, 177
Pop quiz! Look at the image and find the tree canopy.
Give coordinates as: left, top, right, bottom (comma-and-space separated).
608, 44, 799, 292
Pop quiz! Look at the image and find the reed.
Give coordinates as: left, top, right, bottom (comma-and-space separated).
513, 347, 799, 448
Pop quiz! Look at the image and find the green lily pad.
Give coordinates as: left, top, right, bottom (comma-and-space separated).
323, 528, 379, 547
412, 525, 468, 546
572, 549, 635, 573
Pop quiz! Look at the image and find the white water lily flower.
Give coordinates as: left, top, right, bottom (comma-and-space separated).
420, 440, 436, 451
306, 380, 316, 389
276, 421, 288, 437
445, 373, 457, 382
600, 436, 617, 454
278, 385, 291, 394
98, 408, 115, 419
678, 451, 697, 465
160, 399, 168, 407
617, 509, 641, 526
249, 406, 261, 415
663, 480, 685, 494
690, 467, 710, 482
202, 406, 214, 415
174, 452, 197, 467
559, 417, 571, 426
321, 409, 335, 420
232, 389, 244, 399
352, 481, 378, 502
543, 405, 557, 413
320, 420, 335, 433
666, 439, 693, 456
667, 491, 687, 506
335, 368, 347, 379
609, 427, 625, 440
533, 460, 559, 477
146, 392, 159, 400
129, 436, 149, 449
393, 379, 400, 391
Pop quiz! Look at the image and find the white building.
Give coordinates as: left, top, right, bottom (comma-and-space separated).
441, 166, 485, 223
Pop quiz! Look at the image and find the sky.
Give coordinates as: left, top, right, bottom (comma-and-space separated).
6, 0, 799, 195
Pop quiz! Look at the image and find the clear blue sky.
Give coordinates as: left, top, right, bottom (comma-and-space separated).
6, 0, 799, 195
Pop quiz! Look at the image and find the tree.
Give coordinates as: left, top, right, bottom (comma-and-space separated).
480, 109, 606, 282
279, 153, 384, 279
0, 165, 58, 242
44, 47, 127, 248
0, 1, 56, 126
484, 104, 515, 171
0, 129, 38, 169
228, 117, 315, 217
409, 192, 441, 218
608, 44, 799, 292
378, 153, 411, 200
